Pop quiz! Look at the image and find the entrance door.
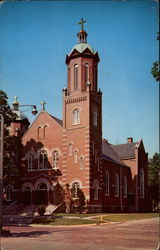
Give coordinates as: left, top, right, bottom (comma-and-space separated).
24, 187, 31, 205
35, 183, 47, 205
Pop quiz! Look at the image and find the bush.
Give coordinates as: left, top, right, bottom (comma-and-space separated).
37, 205, 46, 216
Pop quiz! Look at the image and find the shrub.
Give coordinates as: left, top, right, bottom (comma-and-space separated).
37, 205, 46, 216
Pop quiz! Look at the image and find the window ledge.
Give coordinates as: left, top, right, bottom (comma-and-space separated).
105, 193, 110, 196
94, 197, 98, 200
28, 169, 54, 172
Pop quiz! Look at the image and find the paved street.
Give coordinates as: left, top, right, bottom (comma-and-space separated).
1, 218, 159, 250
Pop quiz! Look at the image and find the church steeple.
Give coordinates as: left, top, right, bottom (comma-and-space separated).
62, 21, 102, 208
77, 18, 88, 43
65, 19, 100, 95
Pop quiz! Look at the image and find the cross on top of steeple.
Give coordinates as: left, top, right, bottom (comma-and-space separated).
77, 18, 87, 43
78, 18, 86, 31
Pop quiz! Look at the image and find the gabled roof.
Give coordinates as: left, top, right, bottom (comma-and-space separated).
49, 114, 63, 127
110, 142, 138, 159
22, 111, 63, 139
102, 140, 126, 166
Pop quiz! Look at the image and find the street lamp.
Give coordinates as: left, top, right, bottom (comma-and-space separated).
12, 96, 38, 115
0, 97, 37, 238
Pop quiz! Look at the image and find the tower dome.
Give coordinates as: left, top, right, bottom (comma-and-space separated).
66, 18, 99, 63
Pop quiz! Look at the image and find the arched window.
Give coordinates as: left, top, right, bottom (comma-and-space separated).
93, 67, 97, 91
74, 64, 78, 90
38, 183, 47, 191
28, 154, 34, 171
68, 143, 73, 156
72, 182, 80, 199
43, 125, 48, 138
6, 185, 12, 201
115, 174, 119, 197
52, 150, 59, 169
98, 158, 100, 171
105, 171, 110, 196
37, 126, 41, 139
93, 180, 99, 200
124, 176, 127, 198
92, 141, 95, 155
95, 149, 98, 164
93, 111, 98, 126
25, 186, 31, 192
140, 169, 144, 198
85, 63, 89, 84
38, 150, 48, 170
79, 156, 84, 170
74, 150, 78, 163
72, 108, 80, 125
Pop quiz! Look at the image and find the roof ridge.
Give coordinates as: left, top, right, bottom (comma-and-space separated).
111, 142, 138, 147
49, 114, 63, 126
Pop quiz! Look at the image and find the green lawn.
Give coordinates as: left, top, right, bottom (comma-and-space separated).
100, 213, 159, 223
33, 217, 98, 225
53, 213, 101, 218
32, 213, 158, 226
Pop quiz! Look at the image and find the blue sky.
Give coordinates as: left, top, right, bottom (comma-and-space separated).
0, 0, 159, 157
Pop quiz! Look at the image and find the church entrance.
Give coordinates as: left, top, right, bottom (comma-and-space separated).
35, 183, 47, 205
23, 187, 32, 205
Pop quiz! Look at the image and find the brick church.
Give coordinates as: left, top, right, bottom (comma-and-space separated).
9, 20, 148, 212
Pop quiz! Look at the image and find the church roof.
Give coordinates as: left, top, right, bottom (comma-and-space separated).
69, 43, 95, 55
110, 142, 138, 159
102, 140, 126, 166
49, 114, 63, 127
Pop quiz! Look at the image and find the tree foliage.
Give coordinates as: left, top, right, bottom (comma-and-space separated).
151, 61, 160, 82
0, 90, 16, 128
64, 184, 72, 213
71, 186, 86, 213
0, 90, 22, 185
63, 184, 86, 213
54, 182, 64, 205
148, 152, 160, 210
151, 32, 160, 82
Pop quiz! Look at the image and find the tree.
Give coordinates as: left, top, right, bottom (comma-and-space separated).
54, 182, 64, 205
151, 61, 160, 82
64, 184, 72, 213
71, 185, 86, 213
151, 32, 160, 82
0, 90, 22, 187
148, 152, 160, 210
0, 90, 16, 127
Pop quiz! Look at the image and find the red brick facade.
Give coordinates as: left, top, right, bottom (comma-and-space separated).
7, 28, 149, 212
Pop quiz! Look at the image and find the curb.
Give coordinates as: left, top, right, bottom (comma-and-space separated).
29, 221, 114, 228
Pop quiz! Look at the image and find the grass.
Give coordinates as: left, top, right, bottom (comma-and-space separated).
53, 213, 101, 218
100, 213, 159, 223
33, 217, 98, 226
32, 213, 159, 226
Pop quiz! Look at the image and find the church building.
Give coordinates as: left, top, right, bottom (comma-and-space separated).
9, 20, 148, 212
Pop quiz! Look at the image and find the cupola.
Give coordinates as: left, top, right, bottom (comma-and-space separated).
65, 19, 100, 95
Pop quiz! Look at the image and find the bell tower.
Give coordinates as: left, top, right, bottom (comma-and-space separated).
62, 19, 103, 212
